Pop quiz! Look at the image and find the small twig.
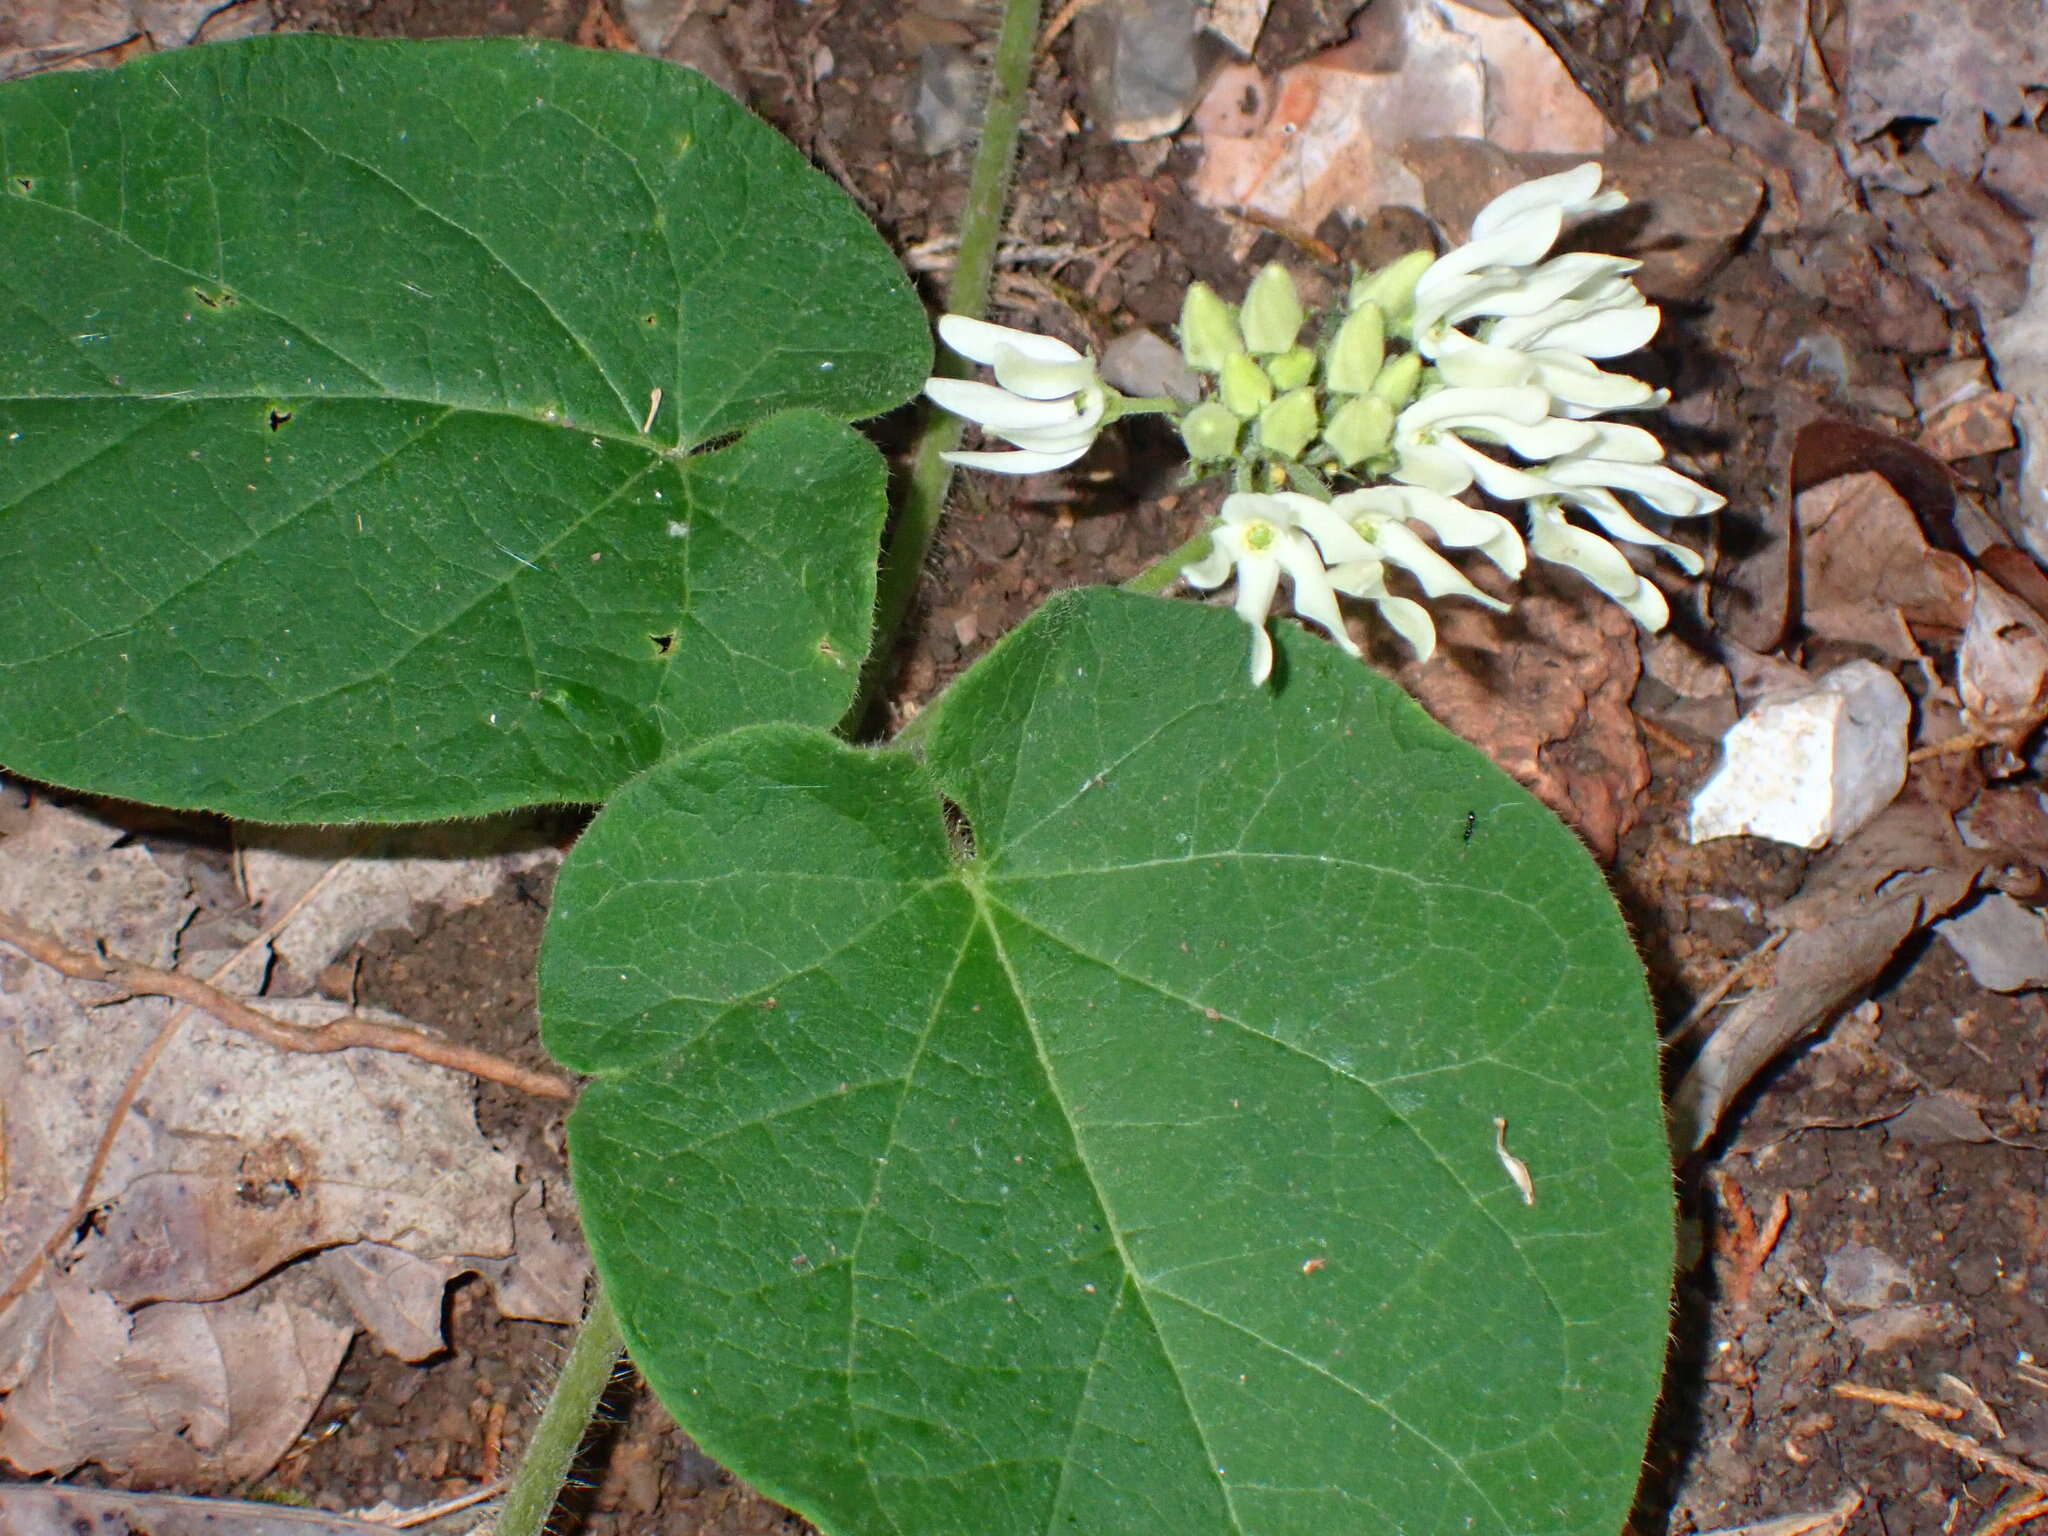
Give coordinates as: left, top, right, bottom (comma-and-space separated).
1910, 732, 1996, 764
1832, 1382, 1966, 1419
1875, 1405, 2048, 1495
1970, 1492, 2048, 1536
372, 1480, 510, 1529
1665, 928, 1789, 1044
0, 910, 572, 1100
0, 859, 352, 1320
1037, 0, 1103, 51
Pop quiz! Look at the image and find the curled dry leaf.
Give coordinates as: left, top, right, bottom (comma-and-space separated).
1671, 800, 1988, 1149
1400, 564, 1648, 861
1957, 574, 2048, 746
1794, 470, 1972, 660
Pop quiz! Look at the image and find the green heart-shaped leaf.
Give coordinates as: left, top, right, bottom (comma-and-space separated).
543, 588, 1672, 1536
0, 36, 926, 819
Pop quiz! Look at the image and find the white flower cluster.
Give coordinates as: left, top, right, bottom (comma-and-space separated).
919, 164, 1726, 686
922, 315, 1109, 474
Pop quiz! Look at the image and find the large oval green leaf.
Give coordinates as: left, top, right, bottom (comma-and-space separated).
0, 36, 926, 820
542, 588, 1672, 1536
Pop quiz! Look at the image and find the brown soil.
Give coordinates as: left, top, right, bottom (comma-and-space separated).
13, 0, 2048, 1530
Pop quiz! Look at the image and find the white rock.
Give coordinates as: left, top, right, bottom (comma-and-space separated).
1687, 660, 1910, 849
1936, 892, 2048, 991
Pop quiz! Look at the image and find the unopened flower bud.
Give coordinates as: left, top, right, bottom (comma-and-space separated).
1178, 282, 1246, 372
1321, 395, 1394, 467
1257, 388, 1319, 460
1219, 353, 1275, 418
1369, 349, 1424, 408
1349, 250, 1434, 329
1264, 346, 1316, 392
1179, 400, 1241, 462
1240, 263, 1304, 355
1325, 303, 1385, 394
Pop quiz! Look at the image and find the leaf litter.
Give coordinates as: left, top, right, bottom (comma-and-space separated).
0, 793, 583, 1487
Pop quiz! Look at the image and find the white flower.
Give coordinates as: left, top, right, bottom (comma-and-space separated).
924, 315, 1108, 474
1526, 501, 1670, 629
1389, 384, 1602, 497
1430, 330, 1666, 420
1409, 164, 1628, 348
1182, 493, 1359, 685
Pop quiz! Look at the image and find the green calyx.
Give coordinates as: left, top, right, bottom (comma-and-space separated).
1325, 303, 1385, 394
1241, 262, 1305, 355
1220, 353, 1275, 418
1349, 249, 1434, 331
1180, 400, 1242, 462
1265, 345, 1317, 392
1321, 394, 1394, 467
1257, 388, 1319, 460
1369, 349, 1425, 409
1179, 282, 1247, 372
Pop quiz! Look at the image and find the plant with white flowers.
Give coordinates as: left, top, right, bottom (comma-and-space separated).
1, 41, 1678, 1536
926, 163, 1725, 682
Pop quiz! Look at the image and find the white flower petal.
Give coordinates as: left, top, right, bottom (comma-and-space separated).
1559, 486, 1706, 575
1329, 560, 1438, 660
937, 314, 1085, 369
1182, 539, 1236, 589
1374, 523, 1508, 610
1281, 494, 1376, 565
1391, 441, 1476, 497
924, 377, 1080, 432
1545, 456, 1726, 518
991, 350, 1098, 400
1468, 163, 1615, 240
1528, 505, 1669, 629
1398, 384, 1553, 434
1275, 530, 1361, 657
1233, 550, 1283, 685
1334, 486, 1529, 579
941, 443, 1091, 474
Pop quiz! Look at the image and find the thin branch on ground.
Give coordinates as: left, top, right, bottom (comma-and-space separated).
1874, 1404, 2048, 1495
0, 860, 574, 1323
0, 909, 573, 1100
0, 858, 352, 1319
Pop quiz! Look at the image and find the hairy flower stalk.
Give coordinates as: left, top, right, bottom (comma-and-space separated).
922, 164, 1726, 683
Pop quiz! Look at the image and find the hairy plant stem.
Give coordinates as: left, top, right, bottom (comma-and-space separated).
493, 1284, 624, 1536
843, 0, 1045, 736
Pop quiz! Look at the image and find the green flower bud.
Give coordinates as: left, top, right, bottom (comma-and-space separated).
1178, 282, 1246, 372
1264, 345, 1317, 392
1325, 303, 1385, 394
1321, 394, 1395, 467
1179, 400, 1241, 462
1219, 353, 1275, 418
1369, 349, 1424, 409
1240, 263, 1304, 355
1257, 387, 1319, 460
1349, 250, 1435, 327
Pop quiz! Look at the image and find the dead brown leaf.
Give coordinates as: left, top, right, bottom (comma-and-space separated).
1794, 470, 1972, 658
1671, 799, 1988, 1149
1398, 565, 1647, 861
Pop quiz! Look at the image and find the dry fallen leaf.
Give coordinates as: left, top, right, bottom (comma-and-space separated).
1671, 800, 1989, 1149
1957, 574, 2048, 746
1398, 565, 1648, 861
0, 797, 583, 1485
1794, 470, 1972, 659
1190, 0, 1606, 236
